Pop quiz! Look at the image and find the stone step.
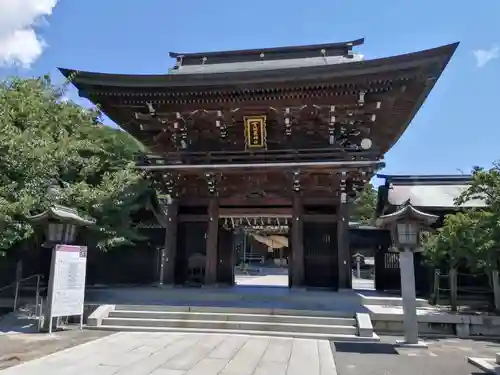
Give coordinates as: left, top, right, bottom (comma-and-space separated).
108, 310, 356, 326
113, 305, 354, 317
101, 317, 357, 335
87, 304, 378, 342
89, 324, 379, 342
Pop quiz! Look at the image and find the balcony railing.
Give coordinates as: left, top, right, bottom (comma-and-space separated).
138, 148, 380, 166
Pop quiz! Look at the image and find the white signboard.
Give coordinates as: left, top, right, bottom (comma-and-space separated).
48, 245, 87, 318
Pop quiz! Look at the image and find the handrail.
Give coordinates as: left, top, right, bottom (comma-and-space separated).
0, 273, 43, 293
0, 273, 43, 313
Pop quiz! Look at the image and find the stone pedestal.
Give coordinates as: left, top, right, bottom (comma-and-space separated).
397, 248, 423, 347
456, 323, 470, 338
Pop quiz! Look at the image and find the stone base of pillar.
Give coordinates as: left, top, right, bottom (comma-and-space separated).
456, 322, 470, 338
395, 340, 428, 348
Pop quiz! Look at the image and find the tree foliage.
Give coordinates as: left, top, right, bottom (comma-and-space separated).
351, 183, 377, 224
423, 162, 500, 273
456, 163, 500, 209
456, 163, 500, 273
422, 211, 490, 270
0, 75, 149, 253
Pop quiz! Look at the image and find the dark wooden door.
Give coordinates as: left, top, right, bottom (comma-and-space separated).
175, 222, 207, 285
217, 223, 234, 285
303, 222, 338, 289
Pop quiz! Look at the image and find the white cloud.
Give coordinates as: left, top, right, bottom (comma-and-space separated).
0, 0, 58, 68
473, 46, 499, 68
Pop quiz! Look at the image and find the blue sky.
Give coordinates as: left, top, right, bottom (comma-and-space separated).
1, 0, 499, 181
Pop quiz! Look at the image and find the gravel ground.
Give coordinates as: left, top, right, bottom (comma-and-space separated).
0, 328, 111, 371
333, 336, 500, 375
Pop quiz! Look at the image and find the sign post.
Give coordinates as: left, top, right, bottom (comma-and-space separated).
46, 245, 87, 334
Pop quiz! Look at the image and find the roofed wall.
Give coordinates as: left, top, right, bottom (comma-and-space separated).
376, 174, 487, 216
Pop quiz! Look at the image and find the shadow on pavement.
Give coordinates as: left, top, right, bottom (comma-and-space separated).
333, 342, 399, 355
0, 310, 39, 335
420, 335, 500, 344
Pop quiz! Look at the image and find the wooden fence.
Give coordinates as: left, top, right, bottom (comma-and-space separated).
374, 247, 432, 296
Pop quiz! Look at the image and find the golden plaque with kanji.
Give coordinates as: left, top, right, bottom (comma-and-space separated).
244, 116, 267, 149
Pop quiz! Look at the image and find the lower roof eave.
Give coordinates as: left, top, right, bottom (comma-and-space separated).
137, 160, 384, 172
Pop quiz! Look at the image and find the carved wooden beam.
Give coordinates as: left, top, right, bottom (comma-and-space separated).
339, 171, 347, 204
284, 107, 293, 136
145, 171, 181, 198
204, 172, 220, 196
215, 110, 228, 139
291, 170, 301, 193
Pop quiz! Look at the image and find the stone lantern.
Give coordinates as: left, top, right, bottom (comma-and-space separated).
28, 180, 95, 247
376, 202, 438, 347
28, 205, 95, 245
27, 204, 95, 290
27, 204, 95, 331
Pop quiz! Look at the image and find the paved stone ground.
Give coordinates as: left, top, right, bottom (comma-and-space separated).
3, 331, 500, 375
235, 275, 289, 287
333, 336, 500, 375
0, 332, 336, 375
0, 329, 111, 371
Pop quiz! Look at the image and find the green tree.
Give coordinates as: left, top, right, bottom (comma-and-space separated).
351, 183, 377, 224
424, 212, 488, 269
0, 75, 149, 253
456, 164, 500, 298
422, 160, 500, 309
422, 211, 488, 310
456, 163, 500, 208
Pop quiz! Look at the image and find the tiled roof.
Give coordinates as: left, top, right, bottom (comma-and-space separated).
377, 174, 487, 208
169, 54, 364, 75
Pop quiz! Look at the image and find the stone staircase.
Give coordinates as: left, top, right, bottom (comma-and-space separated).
87, 305, 379, 342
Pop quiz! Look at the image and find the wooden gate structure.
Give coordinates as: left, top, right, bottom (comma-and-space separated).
217, 224, 234, 285
303, 222, 339, 289
62, 39, 458, 290
374, 247, 430, 295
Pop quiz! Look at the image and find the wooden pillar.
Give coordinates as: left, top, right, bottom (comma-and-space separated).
291, 193, 304, 287
345, 205, 352, 289
162, 200, 178, 285
337, 201, 351, 289
205, 197, 219, 285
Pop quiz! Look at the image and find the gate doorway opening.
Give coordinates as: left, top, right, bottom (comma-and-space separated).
219, 215, 290, 288
349, 225, 383, 292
